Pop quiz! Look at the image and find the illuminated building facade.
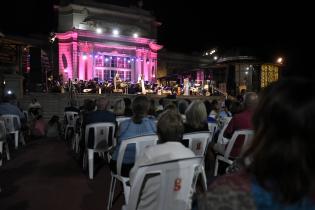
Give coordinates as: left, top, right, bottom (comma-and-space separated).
56, 1, 162, 83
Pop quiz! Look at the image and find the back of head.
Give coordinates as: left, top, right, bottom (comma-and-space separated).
185, 100, 207, 129
113, 99, 125, 115
96, 98, 109, 111
132, 96, 149, 123
70, 99, 77, 107
178, 100, 189, 115
157, 110, 184, 143
123, 97, 132, 108
244, 92, 258, 110
203, 100, 212, 116
244, 77, 315, 203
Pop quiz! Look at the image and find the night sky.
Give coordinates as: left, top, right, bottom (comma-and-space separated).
0, 0, 313, 77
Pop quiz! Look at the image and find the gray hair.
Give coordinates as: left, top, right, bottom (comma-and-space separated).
113, 99, 125, 115
244, 92, 258, 109
185, 100, 207, 129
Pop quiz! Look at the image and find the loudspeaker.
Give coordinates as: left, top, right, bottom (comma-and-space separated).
29, 47, 42, 91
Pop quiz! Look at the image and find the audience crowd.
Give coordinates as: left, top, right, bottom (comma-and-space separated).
1, 77, 315, 209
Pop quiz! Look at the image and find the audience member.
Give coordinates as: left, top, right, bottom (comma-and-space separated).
198, 78, 315, 210
64, 99, 79, 113
123, 97, 133, 116
184, 100, 209, 133
213, 92, 258, 157
110, 96, 156, 177
113, 99, 125, 116
46, 115, 61, 138
178, 99, 189, 121
130, 110, 195, 210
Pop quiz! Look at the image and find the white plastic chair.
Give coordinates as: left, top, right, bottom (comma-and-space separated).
0, 120, 10, 166
64, 111, 79, 140
107, 134, 159, 210
216, 117, 232, 144
1, 114, 25, 149
214, 129, 254, 176
183, 132, 211, 156
125, 156, 207, 210
116, 117, 131, 127
83, 122, 116, 179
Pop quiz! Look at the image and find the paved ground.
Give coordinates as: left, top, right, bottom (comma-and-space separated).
0, 137, 123, 210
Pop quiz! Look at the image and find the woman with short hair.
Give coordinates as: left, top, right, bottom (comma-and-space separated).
184, 100, 209, 133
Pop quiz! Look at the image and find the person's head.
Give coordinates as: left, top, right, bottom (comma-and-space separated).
113, 99, 125, 116
132, 96, 150, 123
211, 99, 219, 111
148, 98, 156, 116
96, 98, 109, 111
243, 92, 258, 110
123, 97, 132, 108
185, 100, 207, 129
178, 100, 189, 115
69, 99, 77, 107
157, 110, 184, 143
164, 102, 177, 112
230, 100, 242, 115
49, 115, 59, 125
203, 100, 212, 116
243, 78, 315, 203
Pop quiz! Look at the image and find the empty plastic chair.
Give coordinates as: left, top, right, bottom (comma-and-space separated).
83, 122, 116, 179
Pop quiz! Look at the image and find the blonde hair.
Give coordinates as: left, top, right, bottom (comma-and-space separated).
185, 100, 207, 129
113, 99, 125, 116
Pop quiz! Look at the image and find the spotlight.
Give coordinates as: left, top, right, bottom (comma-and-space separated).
96, 28, 102, 34
113, 29, 119, 36
213, 56, 218, 60
7, 90, 12, 95
133, 33, 139, 38
82, 55, 87, 60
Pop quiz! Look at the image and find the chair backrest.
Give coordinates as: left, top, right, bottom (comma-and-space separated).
116, 134, 159, 176
182, 132, 211, 156
1, 114, 21, 133
64, 111, 79, 126
116, 116, 131, 126
224, 129, 254, 159
85, 122, 116, 149
127, 157, 205, 210
217, 116, 232, 144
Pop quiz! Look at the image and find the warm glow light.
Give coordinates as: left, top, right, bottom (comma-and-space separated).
133, 33, 139, 38
82, 55, 87, 60
113, 29, 119, 36
205, 52, 208, 55
96, 28, 102, 34
245, 71, 249, 75
246, 67, 249, 70
277, 57, 283, 64
213, 56, 218, 60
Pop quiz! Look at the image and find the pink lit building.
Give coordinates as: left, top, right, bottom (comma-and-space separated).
55, 1, 162, 83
